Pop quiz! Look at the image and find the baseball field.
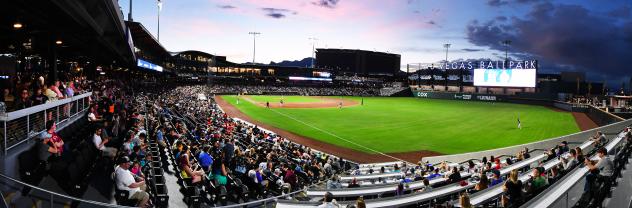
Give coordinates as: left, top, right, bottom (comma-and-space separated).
218, 95, 582, 161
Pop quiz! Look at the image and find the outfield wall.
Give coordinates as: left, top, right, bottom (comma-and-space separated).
422, 118, 632, 164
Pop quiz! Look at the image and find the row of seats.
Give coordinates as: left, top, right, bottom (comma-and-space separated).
573, 134, 631, 208
18, 114, 101, 205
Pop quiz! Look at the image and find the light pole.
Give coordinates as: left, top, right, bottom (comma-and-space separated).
157, 0, 162, 42
502, 40, 511, 63
443, 43, 451, 65
128, 0, 133, 21
443, 43, 451, 90
248, 32, 261, 64
309, 37, 318, 68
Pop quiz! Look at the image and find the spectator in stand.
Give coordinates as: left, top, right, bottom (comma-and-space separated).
283, 164, 298, 191
31, 88, 48, 106
459, 193, 473, 208
65, 81, 75, 97
198, 145, 213, 172
448, 166, 461, 183
490, 170, 503, 186
585, 147, 613, 190
211, 153, 228, 186
354, 196, 366, 208
247, 165, 266, 198
503, 169, 523, 207
155, 125, 166, 147
178, 145, 205, 183
427, 168, 441, 180
562, 149, 579, 171
591, 131, 607, 147
523, 147, 531, 159
14, 89, 33, 110
44, 83, 58, 102
559, 141, 569, 154
420, 178, 433, 192
38, 127, 61, 161
348, 177, 360, 188
530, 167, 548, 190
93, 127, 117, 157
548, 166, 561, 184
475, 174, 489, 191
395, 181, 405, 196
42, 120, 65, 157
115, 156, 149, 208
318, 192, 340, 208
2, 88, 15, 109
88, 106, 102, 122
494, 158, 502, 170
326, 175, 342, 189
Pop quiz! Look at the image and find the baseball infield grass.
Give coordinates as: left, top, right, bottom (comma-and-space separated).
221, 95, 581, 154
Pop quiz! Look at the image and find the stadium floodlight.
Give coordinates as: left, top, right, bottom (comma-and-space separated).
309, 37, 318, 68
443, 43, 451, 64
157, 0, 163, 42
502, 40, 511, 62
248, 32, 261, 64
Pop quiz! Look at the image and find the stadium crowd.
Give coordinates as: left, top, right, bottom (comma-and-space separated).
205, 84, 380, 96
18, 78, 632, 208
0, 73, 92, 112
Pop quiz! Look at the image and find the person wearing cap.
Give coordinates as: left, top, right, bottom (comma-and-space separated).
115, 156, 149, 207
490, 170, 503, 186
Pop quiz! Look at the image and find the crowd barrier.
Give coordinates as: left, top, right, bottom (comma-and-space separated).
0, 92, 92, 155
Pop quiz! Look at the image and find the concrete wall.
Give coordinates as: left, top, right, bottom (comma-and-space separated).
423, 119, 632, 164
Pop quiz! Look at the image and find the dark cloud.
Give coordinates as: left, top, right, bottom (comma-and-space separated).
462, 48, 485, 52
267, 13, 285, 18
609, 5, 630, 18
426, 20, 437, 25
466, 2, 632, 81
261, 8, 296, 19
217, 4, 236, 9
487, 0, 508, 7
488, 0, 542, 7
495, 16, 508, 21
516, 0, 542, 3
312, 0, 340, 9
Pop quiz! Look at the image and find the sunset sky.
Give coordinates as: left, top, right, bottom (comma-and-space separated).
121, 0, 631, 84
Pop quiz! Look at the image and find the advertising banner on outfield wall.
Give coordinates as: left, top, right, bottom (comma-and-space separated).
412, 90, 508, 102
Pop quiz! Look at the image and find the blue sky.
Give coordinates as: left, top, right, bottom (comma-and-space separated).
120, 0, 632, 84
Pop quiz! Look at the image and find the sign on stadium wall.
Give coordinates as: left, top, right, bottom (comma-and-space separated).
412, 90, 507, 102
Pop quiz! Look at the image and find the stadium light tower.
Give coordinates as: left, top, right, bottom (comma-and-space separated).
443, 43, 451, 65
502, 40, 511, 62
248, 32, 261, 64
309, 37, 318, 68
157, 0, 162, 42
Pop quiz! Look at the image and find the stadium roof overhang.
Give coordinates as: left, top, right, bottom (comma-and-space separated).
0, 0, 135, 66
127, 21, 171, 62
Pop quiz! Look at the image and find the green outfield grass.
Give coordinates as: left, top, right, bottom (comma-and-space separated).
222, 95, 581, 154
245, 95, 323, 103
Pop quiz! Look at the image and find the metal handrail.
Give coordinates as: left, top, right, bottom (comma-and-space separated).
0, 173, 134, 208
0, 189, 8, 208
0, 92, 92, 121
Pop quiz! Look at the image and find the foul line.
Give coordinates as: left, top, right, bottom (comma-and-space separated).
268, 108, 412, 164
